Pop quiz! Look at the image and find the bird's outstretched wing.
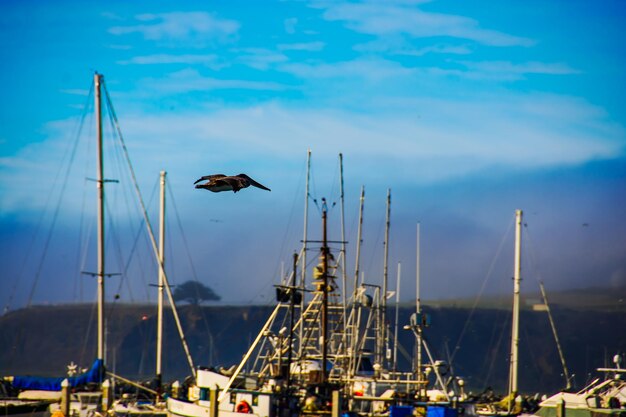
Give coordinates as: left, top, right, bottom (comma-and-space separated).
194, 174, 226, 185
238, 174, 271, 191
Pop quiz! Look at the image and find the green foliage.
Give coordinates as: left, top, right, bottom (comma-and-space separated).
173, 280, 220, 305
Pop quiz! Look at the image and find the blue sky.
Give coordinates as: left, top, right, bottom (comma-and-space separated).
1, 0, 625, 308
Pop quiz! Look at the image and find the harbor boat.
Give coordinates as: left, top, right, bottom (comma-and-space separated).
0, 388, 59, 417
2, 73, 173, 417
166, 153, 472, 417
0, 397, 55, 417
534, 355, 625, 417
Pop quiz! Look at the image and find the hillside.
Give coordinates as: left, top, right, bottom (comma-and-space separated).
425, 286, 626, 311
1, 300, 624, 396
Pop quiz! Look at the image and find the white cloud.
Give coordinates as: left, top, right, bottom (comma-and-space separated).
118, 53, 225, 69
108, 12, 240, 46
279, 57, 414, 80
284, 17, 298, 34
354, 37, 473, 56
136, 69, 287, 94
447, 60, 581, 81
278, 41, 326, 52
234, 48, 289, 70
316, 1, 534, 47
2, 77, 623, 215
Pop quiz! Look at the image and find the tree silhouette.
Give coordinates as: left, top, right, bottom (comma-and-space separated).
173, 281, 221, 305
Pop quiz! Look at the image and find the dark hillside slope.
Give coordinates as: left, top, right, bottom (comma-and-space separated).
0, 303, 623, 395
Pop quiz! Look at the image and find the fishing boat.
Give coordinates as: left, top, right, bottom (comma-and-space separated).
533, 354, 625, 417
166, 153, 472, 417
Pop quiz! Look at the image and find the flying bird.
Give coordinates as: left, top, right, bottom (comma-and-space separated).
194, 174, 271, 193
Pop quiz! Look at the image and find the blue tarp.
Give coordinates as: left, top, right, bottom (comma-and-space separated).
12, 359, 104, 391
390, 405, 414, 417
426, 406, 459, 417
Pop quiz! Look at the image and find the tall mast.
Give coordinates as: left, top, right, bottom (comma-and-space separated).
379, 188, 391, 367
156, 170, 166, 391
339, 154, 348, 349
416, 222, 422, 378
393, 262, 401, 372
95, 72, 105, 364
320, 199, 329, 384
350, 186, 365, 376
353, 186, 365, 300
300, 150, 311, 356
508, 209, 523, 402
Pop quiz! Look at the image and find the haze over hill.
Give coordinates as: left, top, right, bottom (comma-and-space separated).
1, 286, 624, 395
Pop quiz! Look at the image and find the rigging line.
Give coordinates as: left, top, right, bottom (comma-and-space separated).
328, 157, 340, 208
77, 202, 95, 303
117, 175, 159, 302
25, 83, 94, 308
520, 318, 543, 384
166, 180, 203, 288
449, 217, 515, 364
523, 223, 572, 389
103, 95, 156, 303
477, 307, 507, 385
363, 207, 385, 280
267, 161, 307, 288
481, 308, 512, 389
73, 177, 91, 303
103, 83, 197, 377
80, 293, 99, 367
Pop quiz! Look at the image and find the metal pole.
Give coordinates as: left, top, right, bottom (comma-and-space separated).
95, 72, 105, 364
156, 170, 166, 392
321, 201, 329, 384
351, 186, 365, 376
509, 209, 523, 404
218, 304, 282, 402
539, 280, 571, 389
416, 223, 422, 378
393, 263, 401, 372
339, 154, 348, 352
300, 149, 311, 357
287, 252, 298, 391
380, 189, 391, 367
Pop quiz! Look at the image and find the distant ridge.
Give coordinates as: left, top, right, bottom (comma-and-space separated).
416, 285, 626, 311
1, 301, 624, 395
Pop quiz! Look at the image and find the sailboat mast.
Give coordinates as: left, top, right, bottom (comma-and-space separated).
416, 222, 422, 378
379, 189, 391, 367
350, 186, 365, 377
393, 263, 401, 372
95, 72, 105, 364
509, 209, 523, 400
156, 170, 166, 389
321, 200, 329, 384
353, 186, 364, 299
339, 154, 348, 347
300, 150, 311, 357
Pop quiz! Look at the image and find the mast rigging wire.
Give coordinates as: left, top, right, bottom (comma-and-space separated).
449, 217, 514, 364
102, 79, 197, 377
24, 81, 94, 308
